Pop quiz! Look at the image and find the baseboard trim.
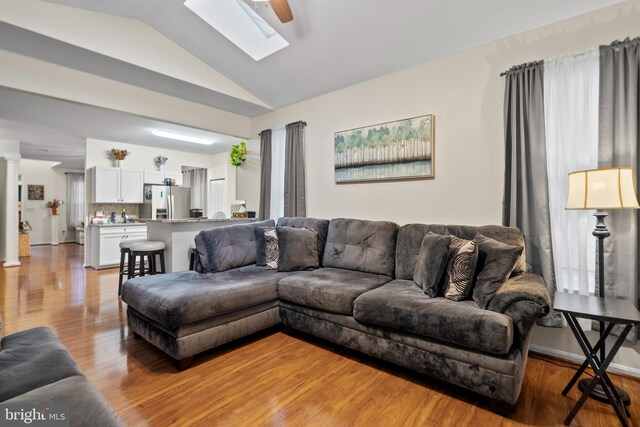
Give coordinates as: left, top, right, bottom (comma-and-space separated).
530, 344, 640, 379
3, 260, 22, 267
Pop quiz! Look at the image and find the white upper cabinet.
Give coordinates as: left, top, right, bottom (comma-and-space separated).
120, 169, 144, 203
91, 167, 143, 203
143, 171, 165, 185
92, 167, 121, 203
144, 170, 183, 186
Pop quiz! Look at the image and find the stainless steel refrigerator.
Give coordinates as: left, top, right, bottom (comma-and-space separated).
141, 185, 191, 220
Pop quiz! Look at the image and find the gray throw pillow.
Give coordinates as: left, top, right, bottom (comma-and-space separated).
472, 233, 524, 308
413, 232, 451, 297
254, 227, 279, 269
442, 236, 478, 301
276, 227, 319, 272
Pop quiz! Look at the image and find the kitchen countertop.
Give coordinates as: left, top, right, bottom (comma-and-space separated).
89, 222, 147, 228
139, 218, 257, 224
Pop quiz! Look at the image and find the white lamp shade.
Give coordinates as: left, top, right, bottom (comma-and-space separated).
566, 167, 640, 210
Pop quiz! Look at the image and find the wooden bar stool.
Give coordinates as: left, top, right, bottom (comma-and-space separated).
118, 239, 147, 296
129, 241, 166, 278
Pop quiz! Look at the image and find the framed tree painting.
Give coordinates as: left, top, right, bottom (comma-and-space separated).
334, 114, 434, 183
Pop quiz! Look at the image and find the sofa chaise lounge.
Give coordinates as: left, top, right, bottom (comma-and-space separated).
122, 217, 550, 405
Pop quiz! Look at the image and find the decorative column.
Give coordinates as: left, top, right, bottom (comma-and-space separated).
50, 214, 59, 246
4, 157, 21, 267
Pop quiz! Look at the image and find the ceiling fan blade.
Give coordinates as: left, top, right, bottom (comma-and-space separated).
269, 0, 293, 23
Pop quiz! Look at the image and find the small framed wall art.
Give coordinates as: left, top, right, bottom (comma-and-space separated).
334, 114, 435, 183
27, 185, 45, 200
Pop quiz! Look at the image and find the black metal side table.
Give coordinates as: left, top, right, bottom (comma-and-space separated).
553, 293, 640, 427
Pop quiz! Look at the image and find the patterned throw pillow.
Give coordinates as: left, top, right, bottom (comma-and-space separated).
255, 227, 279, 269
264, 228, 279, 270
442, 236, 479, 301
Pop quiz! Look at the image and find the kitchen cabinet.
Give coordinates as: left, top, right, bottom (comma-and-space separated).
143, 170, 183, 186
87, 224, 147, 268
143, 171, 164, 185
91, 167, 143, 203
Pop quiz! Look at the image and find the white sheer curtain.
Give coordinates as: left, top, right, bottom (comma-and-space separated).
270, 128, 286, 219
66, 172, 84, 230
544, 48, 599, 296
182, 168, 207, 210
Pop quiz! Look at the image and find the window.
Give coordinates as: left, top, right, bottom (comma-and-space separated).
544, 49, 599, 295
66, 172, 85, 230
269, 128, 286, 219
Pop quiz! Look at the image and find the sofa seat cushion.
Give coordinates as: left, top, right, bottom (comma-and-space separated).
0, 327, 83, 402
121, 266, 288, 329
353, 280, 514, 355
277, 267, 392, 315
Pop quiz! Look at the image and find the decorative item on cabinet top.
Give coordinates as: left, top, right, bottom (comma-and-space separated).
155, 155, 168, 172
110, 148, 130, 168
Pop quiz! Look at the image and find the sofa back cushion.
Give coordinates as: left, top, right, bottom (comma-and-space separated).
395, 224, 526, 280
195, 220, 275, 273
323, 218, 399, 277
277, 217, 330, 265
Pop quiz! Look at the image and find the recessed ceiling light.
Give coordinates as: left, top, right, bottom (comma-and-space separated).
184, 0, 289, 61
151, 129, 215, 145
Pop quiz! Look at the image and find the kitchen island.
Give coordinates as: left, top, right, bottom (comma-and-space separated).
139, 218, 257, 272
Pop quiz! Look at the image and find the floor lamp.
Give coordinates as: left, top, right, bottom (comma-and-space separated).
566, 167, 640, 404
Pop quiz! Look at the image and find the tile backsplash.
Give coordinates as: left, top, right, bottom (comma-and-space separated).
89, 203, 140, 222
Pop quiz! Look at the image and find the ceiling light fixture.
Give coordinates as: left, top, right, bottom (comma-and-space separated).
151, 129, 215, 145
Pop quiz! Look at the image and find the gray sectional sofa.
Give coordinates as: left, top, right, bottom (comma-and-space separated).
122, 217, 550, 405
0, 326, 123, 426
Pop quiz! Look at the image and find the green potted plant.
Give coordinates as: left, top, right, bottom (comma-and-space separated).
230, 142, 247, 167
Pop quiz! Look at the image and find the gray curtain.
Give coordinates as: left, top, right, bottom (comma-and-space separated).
284, 121, 306, 217
259, 129, 272, 221
502, 62, 562, 327
598, 37, 640, 340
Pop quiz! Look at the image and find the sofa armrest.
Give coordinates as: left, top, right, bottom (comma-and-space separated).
487, 273, 551, 345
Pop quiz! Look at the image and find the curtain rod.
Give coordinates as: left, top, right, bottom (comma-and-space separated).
499, 60, 543, 77
182, 167, 207, 173
500, 35, 639, 77
258, 121, 307, 137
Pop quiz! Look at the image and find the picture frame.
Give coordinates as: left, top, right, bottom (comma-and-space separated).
334, 114, 435, 183
27, 185, 44, 200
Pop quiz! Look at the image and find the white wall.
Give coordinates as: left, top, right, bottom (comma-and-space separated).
236, 139, 260, 213
248, 1, 640, 374
86, 138, 214, 172
207, 152, 237, 217
18, 159, 78, 245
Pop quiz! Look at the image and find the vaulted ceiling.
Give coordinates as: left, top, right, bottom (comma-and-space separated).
0, 0, 626, 167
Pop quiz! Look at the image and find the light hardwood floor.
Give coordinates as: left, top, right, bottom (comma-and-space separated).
1, 244, 638, 426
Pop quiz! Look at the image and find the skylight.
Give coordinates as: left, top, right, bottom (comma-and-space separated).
184, 0, 289, 61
